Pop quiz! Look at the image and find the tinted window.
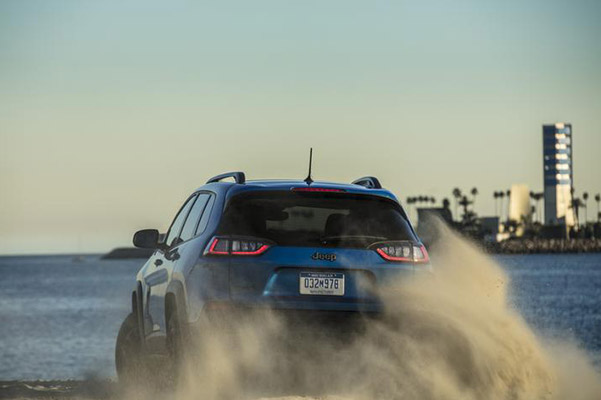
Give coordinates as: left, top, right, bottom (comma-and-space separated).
180, 194, 210, 242
196, 194, 215, 235
165, 195, 196, 247
217, 191, 415, 248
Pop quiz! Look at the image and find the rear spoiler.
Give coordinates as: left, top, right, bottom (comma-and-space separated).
207, 171, 246, 184
351, 176, 382, 189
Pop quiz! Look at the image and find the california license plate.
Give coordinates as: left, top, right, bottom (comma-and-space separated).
299, 272, 345, 296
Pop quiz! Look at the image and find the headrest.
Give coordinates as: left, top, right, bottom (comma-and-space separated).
325, 213, 347, 237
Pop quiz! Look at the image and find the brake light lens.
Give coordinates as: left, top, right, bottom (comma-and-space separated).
291, 187, 346, 193
374, 242, 429, 263
205, 237, 271, 256
207, 237, 229, 255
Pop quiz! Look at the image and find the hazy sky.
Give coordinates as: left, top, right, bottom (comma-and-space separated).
1, 0, 600, 254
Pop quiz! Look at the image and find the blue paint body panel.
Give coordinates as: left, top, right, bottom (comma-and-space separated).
133, 178, 428, 352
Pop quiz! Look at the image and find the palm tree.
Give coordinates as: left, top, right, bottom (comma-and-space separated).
471, 187, 478, 210
583, 192, 589, 223
534, 192, 544, 223
570, 198, 583, 227
529, 191, 535, 221
493, 191, 500, 217
528, 191, 543, 223
499, 191, 505, 221
459, 195, 472, 221
505, 189, 511, 221
595, 193, 601, 222
452, 188, 462, 221
442, 198, 451, 210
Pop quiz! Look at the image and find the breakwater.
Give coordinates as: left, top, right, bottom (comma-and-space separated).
487, 238, 601, 254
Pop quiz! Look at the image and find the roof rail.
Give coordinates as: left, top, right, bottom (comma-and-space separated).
206, 171, 246, 184
351, 176, 382, 189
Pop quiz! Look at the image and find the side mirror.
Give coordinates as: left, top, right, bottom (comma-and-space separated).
133, 229, 160, 249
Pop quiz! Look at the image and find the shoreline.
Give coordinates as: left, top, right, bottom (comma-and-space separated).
2, 241, 601, 260
0, 381, 303, 399
0, 380, 118, 399
485, 238, 601, 254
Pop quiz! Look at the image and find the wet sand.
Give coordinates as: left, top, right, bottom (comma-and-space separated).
0, 381, 310, 400
0, 380, 118, 399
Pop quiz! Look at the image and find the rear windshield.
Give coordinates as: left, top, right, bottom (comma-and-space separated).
217, 191, 416, 248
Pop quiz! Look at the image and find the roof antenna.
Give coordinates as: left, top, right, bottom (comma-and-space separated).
304, 148, 314, 185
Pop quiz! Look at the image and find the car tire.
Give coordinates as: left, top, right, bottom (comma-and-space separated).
166, 311, 187, 383
115, 313, 146, 386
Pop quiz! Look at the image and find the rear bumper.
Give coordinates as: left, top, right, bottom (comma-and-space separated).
185, 258, 432, 324
189, 302, 379, 339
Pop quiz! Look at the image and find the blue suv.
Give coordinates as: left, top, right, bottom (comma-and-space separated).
115, 172, 429, 383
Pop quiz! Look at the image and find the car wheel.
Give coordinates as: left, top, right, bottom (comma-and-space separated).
166, 310, 187, 382
115, 313, 146, 386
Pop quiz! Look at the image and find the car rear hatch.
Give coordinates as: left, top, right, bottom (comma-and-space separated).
206, 188, 429, 312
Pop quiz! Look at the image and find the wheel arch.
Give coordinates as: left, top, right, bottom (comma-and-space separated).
165, 280, 187, 324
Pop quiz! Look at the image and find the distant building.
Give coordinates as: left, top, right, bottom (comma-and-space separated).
509, 184, 531, 223
543, 123, 575, 228
508, 184, 532, 236
479, 216, 500, 242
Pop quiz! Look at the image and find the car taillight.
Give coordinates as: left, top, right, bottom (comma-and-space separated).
373, 242, 429, 263
205, 237, 271, 256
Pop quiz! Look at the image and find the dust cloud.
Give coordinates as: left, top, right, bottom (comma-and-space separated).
125, 221, 601, 400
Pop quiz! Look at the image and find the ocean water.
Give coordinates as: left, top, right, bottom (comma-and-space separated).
0, 255, 141, 380
0, 253, 599, 381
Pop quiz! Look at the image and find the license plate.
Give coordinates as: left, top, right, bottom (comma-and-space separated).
299, 272, 345, 296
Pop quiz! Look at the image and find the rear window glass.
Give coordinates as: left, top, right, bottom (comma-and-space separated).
217, 191, 416, 248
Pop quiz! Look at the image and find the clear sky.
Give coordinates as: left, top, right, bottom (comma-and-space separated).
1, 0, 600, 254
